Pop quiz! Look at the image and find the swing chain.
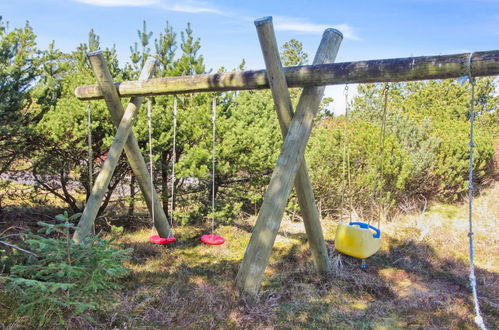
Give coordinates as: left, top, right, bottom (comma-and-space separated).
211, 96, 216, 235
169, 96, 177, 237
147, 98, 156, 232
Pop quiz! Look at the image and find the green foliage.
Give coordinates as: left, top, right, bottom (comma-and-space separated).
2, 14, 496, 224
307, 119, 412, 217
0, 17, 40, 177
431, 119, 494, 200
5, 212, 131, 327
0, 246, 25, 274
30, 30, 127, 213
131, 23, 282, 223
350, 79, 496, 204
280, 38, 309, 67
307, 78, 497, 218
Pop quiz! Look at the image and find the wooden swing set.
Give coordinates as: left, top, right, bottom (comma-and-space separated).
73, 16, 499, 312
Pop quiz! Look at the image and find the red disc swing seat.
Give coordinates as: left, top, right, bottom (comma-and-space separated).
150, 235, 177, 245
200, 97, 225, 246
147, 97, 177, 246
200, 234, 224, 245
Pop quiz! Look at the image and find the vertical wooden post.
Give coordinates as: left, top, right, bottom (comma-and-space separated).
236, 27, 343, 295
254, 16, 340, 274
73, 53, 170, 243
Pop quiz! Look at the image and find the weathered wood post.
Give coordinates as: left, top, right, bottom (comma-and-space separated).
254, 16, 339, 274
73, 53, 171, 242
236, 27, 343, 295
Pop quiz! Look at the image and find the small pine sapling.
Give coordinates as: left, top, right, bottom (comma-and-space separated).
5, 212, 132, 327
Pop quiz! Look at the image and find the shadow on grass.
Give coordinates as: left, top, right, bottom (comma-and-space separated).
232, 221, 309, 242
266, 237, 498, 329
110, 234, 498, 329
3, 206, 495, 329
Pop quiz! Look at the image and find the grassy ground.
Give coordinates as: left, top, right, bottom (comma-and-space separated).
85, 183, 496, 329
1, 182, 497, 329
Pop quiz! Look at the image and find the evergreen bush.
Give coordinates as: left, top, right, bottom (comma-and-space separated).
4, 212, 132, 327
307, 119, 412, 218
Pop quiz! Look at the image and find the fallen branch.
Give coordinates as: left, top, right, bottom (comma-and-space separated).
0, 240, 38, 258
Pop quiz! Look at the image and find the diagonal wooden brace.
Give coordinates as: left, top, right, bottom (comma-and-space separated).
236, 26, 343, 295
254, 16, 342, 274
73, 53, 171, 243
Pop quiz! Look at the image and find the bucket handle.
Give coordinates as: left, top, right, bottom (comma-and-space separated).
348, 222, 381, 239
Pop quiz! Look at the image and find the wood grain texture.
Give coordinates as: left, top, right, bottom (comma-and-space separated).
254, 17, 337, 275
73, 53, 170, 243
75, 51, 499, 100
236, 27, 343, 295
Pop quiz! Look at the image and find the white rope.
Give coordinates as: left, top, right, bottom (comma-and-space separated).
147, 98, 155, 232
86, 102, 95, 235
467, 52, 487, 330
377, 83, 389, 229
169, 97, 177, 237
211, 96, 216, 235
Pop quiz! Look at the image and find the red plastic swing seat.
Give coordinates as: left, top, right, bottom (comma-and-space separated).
149, 235, 176, 245
200, 234, 225, 245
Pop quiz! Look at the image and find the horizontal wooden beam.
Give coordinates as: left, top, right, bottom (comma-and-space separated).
75, 50, 499, 100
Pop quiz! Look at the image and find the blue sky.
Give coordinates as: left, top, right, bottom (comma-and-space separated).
3, 0, 499, 112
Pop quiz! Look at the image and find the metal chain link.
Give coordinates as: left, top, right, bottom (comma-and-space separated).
211, 96, 217, 235
147, 98, 155, 232
169, 97, 177, 237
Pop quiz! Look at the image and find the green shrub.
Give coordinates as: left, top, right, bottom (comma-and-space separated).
306, 119, 412, 218
351, 80, 497, 204
4, 212, 132, 327
432, 119, 495, 200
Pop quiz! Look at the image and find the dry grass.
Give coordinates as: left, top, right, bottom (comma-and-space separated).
1, 183, 498, 329
90, 182, 497, 329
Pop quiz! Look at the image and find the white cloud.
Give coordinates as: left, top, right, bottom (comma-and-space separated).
73, 2, 358, 39
75, 0, 223, 14
76, 0, 158, 6
159, 2, 223, 15
273, 16, 360, 40
324, 85, 359, 115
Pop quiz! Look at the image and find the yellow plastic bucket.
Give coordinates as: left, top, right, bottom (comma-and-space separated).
334, 222, 381, 259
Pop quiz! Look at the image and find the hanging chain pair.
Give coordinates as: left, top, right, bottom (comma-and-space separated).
147, 99, 156, 233
211, 96, 217, 235
147, 96, 217, 237
170, 97, 177, 238
147, 97, 177, 238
